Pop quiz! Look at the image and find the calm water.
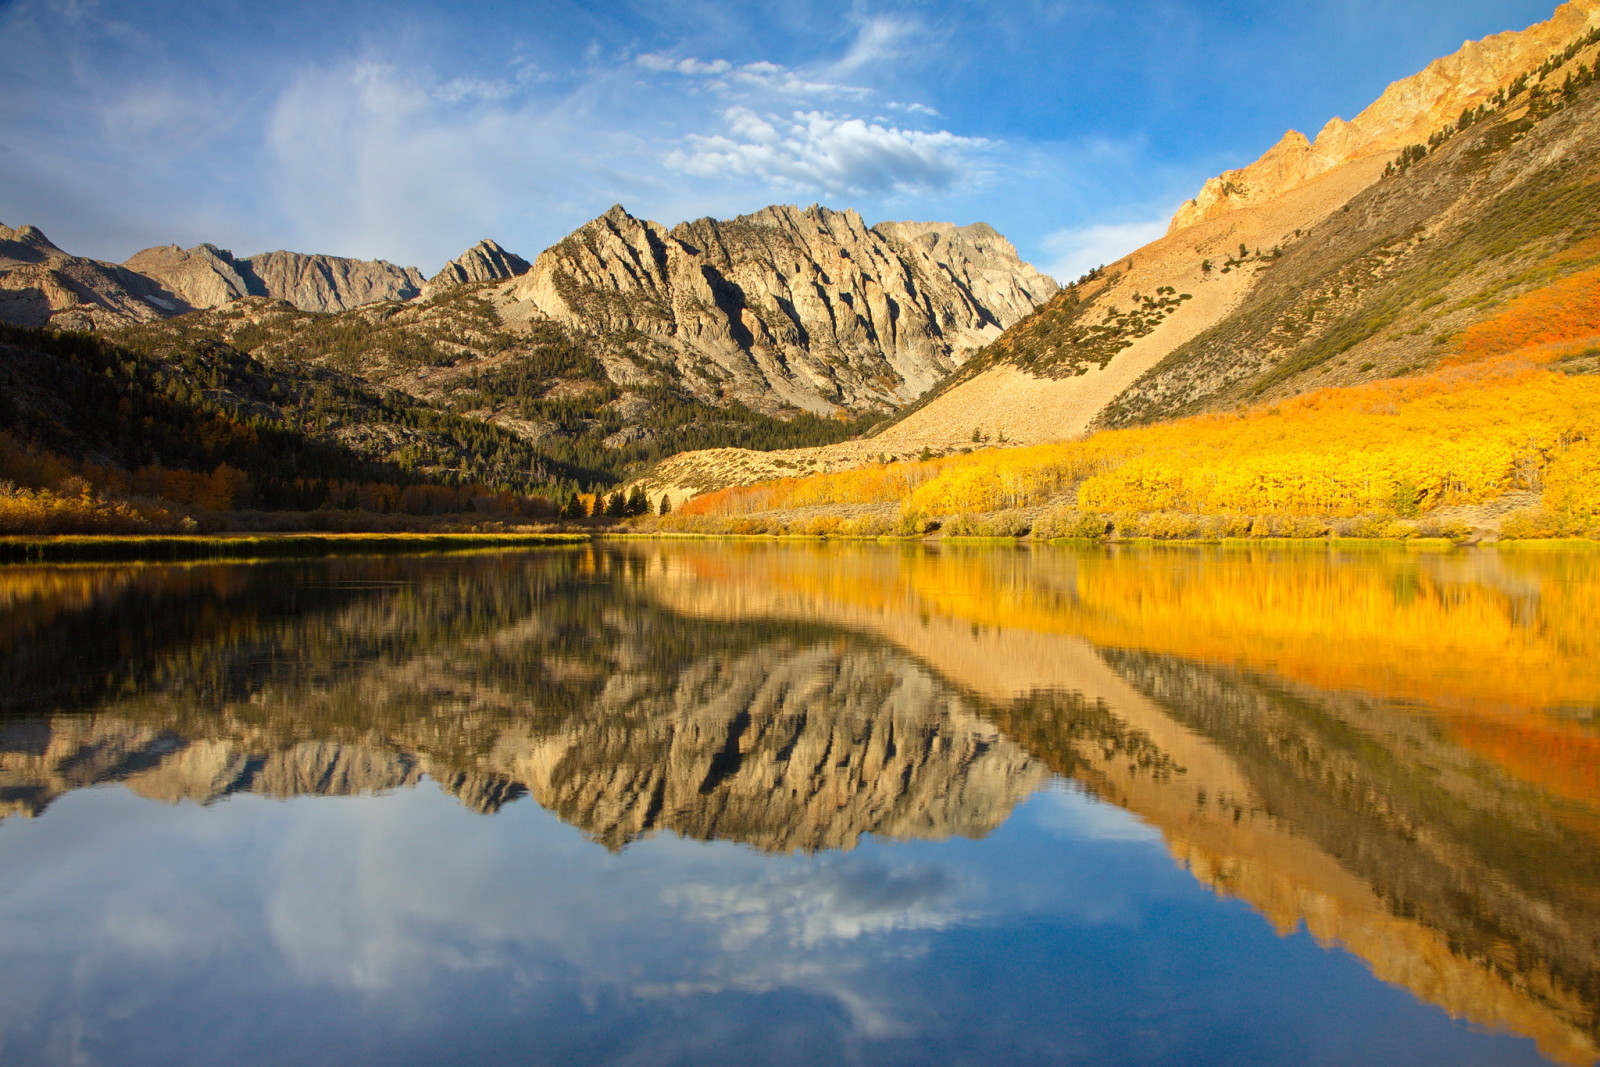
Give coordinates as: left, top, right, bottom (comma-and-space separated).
1, 542, 1597, 1066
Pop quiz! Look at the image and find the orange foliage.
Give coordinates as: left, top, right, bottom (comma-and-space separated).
1448, 267, 1600, 365
673, 363, 1600, 525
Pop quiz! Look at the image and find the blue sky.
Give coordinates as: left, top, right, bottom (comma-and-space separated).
0, 0, 1561, 280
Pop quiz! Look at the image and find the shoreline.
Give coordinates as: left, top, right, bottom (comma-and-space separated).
5, 529, 1594, 564
0, 531, 590, 564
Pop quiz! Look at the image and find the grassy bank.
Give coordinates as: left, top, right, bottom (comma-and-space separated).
0, 531, 590, 564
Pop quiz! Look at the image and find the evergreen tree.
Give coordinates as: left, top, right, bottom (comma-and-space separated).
658, 495, 673, 516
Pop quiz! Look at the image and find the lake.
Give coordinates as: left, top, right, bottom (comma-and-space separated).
1, 541, 1596, 1066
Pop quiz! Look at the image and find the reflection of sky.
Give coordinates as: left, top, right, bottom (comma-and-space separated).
0, 780, 1549, 1066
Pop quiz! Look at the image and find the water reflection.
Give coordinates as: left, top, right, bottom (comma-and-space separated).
0, 544, 1596, 1064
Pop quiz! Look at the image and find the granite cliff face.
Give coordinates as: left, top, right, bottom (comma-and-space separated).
1, 207, 1052, 425
502, 204, 1056, 414
120, 242, 256, 309
1169, 0, 1600, 231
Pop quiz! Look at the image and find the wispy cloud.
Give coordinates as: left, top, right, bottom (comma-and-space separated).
636, 52, 871, 98
831, 14, 924, 73
665, 107, 990, 197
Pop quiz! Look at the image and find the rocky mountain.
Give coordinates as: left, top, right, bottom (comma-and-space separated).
124, 242, 425, 313
422, 238, 530, 296
0, 223, 182, 328
0, 205, 1053, 500
500, 203, 1056, 415
0, 204, 1052, 505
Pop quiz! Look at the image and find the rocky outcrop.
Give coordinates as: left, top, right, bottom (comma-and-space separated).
502, 203, 1056, 414
229, 249, 424, 312
0, 223, 185, 328
1169, 0, 1600, 231
423, 238, 530, 296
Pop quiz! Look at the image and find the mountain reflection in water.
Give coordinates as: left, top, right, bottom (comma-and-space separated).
1, 543, 1596, 1065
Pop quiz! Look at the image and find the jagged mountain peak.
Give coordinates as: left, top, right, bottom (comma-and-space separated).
503, 202, 1057, 415
423, 237, 531, 294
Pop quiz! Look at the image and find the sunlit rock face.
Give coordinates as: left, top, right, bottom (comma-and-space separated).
1168, 0, 1600, 231
422, 238, 531, 297
0, 223, 184, 328
504, 203, 1057, 414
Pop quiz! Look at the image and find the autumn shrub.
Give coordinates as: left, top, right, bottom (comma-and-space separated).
1416, 517, 1473, 540
726, 516, 772, 535
1140, 512, 1204, 539
0, 482, 158, 534
1448, 266, 1600, 365
839, 513, 898, 537
1334, 514, 1398, 538
1033, 508, 1111, 540
1199, 514, 1254, 538
1500, 508, 1566, 539
943, 509, 1032, 537
798, 514, 844, 537
1378, 520, 1420, 540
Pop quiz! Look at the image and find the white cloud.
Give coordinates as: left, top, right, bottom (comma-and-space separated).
636, 53, 732, 76
636, 50, 870, 99
666, 108, 990, 197
1040, 217, 1168, 282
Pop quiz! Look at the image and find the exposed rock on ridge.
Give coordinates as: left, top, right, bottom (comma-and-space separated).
126, 243, 426, 313
502, 203, 1056, 414
121, 242, 257, 309
1169, 0, 1600, 231
423, 238, 530, 296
